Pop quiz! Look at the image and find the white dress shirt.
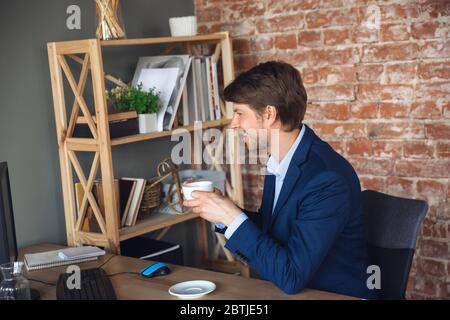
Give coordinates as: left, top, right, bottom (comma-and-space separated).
222, 125, 306, 239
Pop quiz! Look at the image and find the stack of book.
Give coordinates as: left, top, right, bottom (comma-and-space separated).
184, 55, 222, 125
131, 54, 222, 132
75, 177, 148, 231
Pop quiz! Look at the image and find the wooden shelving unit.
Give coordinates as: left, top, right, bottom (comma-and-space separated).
47, 32, 245, 274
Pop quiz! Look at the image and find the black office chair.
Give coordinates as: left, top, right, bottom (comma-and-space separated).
361, 190, 428, 300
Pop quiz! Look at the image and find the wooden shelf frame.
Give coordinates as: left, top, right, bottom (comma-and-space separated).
47, 32, 244, 259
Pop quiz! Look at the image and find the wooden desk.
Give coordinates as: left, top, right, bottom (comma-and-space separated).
21, 244, 357, 300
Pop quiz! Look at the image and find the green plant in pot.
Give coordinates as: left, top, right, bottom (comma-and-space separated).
106, 83, 160, 133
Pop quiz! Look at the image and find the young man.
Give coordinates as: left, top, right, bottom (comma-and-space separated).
184, 61, 376, 299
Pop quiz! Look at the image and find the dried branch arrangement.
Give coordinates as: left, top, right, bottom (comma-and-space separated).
95, 0, 126, 40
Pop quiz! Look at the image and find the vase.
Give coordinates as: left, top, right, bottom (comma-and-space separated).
0, 262, 31, 300
95, 0, 126, 40
138, 114, 158, 134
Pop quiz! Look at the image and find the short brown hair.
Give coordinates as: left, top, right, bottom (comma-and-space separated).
223, 61, 307, 131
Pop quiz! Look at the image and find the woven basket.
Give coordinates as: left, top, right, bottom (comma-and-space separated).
140, 177, 163, 210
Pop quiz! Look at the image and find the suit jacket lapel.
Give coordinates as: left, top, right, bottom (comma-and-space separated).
268, 125, 315, 229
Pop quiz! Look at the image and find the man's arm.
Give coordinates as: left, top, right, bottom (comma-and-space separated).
215, 207, 263, 234
224, 171, 351, 294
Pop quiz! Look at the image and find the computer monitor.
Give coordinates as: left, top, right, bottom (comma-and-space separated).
0, 162, 40, 299
0, 162, 18, 265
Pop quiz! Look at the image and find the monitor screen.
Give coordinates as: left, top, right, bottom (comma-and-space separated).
0, 162, 18, 264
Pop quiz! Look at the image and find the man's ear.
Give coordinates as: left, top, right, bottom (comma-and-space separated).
265, 105, 277, 126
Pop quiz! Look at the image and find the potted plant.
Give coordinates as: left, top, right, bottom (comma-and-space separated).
107, 83, 160, 134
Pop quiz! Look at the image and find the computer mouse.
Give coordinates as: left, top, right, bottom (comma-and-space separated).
140, 262, 171, 278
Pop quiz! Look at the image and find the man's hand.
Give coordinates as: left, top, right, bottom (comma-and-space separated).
183, 188, 241, 226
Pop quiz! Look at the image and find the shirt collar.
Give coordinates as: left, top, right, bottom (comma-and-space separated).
266, 125, 306, 179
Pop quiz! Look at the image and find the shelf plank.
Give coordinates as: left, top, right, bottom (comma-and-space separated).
120, 211, 200, 241
101, 32, 227, 47
111, 118, 231, 146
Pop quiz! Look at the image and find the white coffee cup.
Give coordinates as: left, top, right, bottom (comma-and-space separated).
182, 181, 213, 200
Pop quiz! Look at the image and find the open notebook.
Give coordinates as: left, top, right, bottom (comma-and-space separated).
24, 246, 105, 271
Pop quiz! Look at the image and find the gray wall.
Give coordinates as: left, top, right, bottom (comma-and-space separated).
0, 0, 203, 265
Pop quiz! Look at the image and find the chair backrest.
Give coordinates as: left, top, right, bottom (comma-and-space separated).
361, 190, 428, 299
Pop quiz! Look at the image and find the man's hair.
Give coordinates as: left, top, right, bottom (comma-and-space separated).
223, 61, 307, 131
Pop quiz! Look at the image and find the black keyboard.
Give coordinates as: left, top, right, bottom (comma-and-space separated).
56, 267, 117, 300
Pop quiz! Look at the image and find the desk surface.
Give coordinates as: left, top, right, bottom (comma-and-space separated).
21, 244, 357, 300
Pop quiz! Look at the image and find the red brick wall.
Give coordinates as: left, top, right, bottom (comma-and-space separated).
195, 0, 450, 299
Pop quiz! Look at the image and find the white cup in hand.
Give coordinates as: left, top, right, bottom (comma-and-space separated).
182, 181, 213, 200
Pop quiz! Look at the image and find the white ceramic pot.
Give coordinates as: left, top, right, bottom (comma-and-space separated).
169, 16, 197, 37
138, 113, 158, 133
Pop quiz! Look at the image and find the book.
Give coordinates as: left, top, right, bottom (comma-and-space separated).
205, 57, 215, 121
182, 84, 189, 126
200, 57, 211, 121
187, 60, 199, 123
76, 179, 134, 232
120, 179, 137, 227
24, 248, 100, 271
118, 179, 136, 224
95, 180, 121, 231
121, 178, 146, 227
194, 58, 206, 121
211, 58, 222, 120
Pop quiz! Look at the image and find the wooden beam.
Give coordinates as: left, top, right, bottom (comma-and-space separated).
47, 43, 77, 246
100, 33, 227, 46
89, 39, 121, 254
53, 39, 91, 55
120, 212, 199, 241
58, 55, 98, 139
67, 54, 127, 88
76, 231, 109, 247
111, 118, 231, 146
66, 138, 100, 152
220, 33, 235, 119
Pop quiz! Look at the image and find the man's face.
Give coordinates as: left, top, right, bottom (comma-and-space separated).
229, 103, 265, 149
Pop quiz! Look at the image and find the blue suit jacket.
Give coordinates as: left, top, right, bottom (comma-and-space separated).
221, 125, 377, 299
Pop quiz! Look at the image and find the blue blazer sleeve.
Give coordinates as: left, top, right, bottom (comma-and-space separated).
224, 171, 351, 294
214, 207, 262, 234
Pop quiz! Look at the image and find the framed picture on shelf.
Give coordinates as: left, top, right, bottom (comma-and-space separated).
131, 55, 192, 131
